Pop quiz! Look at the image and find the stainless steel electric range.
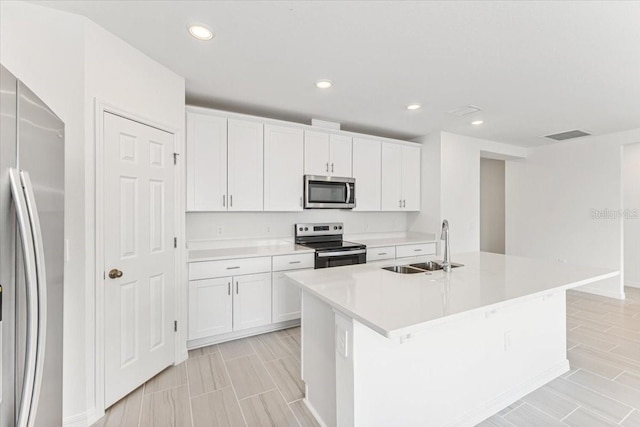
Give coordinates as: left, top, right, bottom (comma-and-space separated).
295, 222, 366, 269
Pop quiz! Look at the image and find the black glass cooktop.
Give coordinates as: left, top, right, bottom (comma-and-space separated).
300, 240, 365, 251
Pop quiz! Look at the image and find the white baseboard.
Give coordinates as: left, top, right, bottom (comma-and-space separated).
187, 319, 300, 349
626, 280, 640, 289
302, 398, 329, 427
447, 360, 570, 427
64, 406, 97, 427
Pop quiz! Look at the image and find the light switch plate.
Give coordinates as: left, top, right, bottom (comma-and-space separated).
336, 324, 349, 358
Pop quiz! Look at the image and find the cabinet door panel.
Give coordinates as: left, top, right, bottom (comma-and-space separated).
188, 278, 232, 340
186, 113, 227, 211
264, 125, 304, 211
329, 134, 353, 177
272, 271, 302, 323
227, 119, 264, 211
233, 272, 272, 331
304, 130, 330, 176
381, 142, 402, 211
352, 138, 381, 211
402, 145, 421, 211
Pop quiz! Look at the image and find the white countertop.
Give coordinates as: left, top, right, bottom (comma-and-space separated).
187, 232, 437, 262
285, 252, 619, 339
187, 238, 313, 262
343, 232, 437, 248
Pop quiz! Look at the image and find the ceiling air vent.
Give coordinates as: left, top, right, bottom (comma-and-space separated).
447, 105, 482, 116
544, 130, 591, 141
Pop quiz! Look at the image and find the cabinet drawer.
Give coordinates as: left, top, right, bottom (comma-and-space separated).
366, 246, 396, 262
396, 242, 436, 258
272, 253, 315, 271
189, 256, 272, 280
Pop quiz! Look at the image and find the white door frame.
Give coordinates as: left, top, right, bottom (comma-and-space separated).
93, 100, 186, 419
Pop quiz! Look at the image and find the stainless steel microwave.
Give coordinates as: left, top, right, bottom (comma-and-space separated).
304, 175, 356, 209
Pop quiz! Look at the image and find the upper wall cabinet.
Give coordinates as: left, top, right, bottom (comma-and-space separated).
381, 143, 421, 211
186, 112, 227, 211
186, 111, 264, 211
352, 137, 381, 211
304, 131, 352, 177
264, 125, 304, 211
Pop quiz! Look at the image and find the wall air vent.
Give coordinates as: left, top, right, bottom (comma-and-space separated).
447, 105, 482, 116
544, 130, 591, 141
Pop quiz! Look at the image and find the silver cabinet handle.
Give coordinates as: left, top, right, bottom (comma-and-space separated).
223, 194, 226, 207
226, 266, 240, 270
414, 249, 423, 252
300, 196, 303, 207
236, 280, 239, 294
403, 200, 406, 208
289, 261, 301, 264
326, 162, 329, 172
230, 194, 233, 207
228, 282, 231, 295
378, 252, 387, 255
331, 163, 334, 173
399, 199, 402, 208
10, 169, 39, 427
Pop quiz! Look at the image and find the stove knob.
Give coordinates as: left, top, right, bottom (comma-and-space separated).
298, 227, 303, 231
339, 226, 342, 230
304, 227, 308, 231
334, 226, 338, 230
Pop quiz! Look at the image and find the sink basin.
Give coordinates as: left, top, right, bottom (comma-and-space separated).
410, 261, 464, 271
382, 265, 427, 274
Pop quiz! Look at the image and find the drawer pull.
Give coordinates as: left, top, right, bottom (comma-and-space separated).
289, 261, 301, 264
226, 266, 240, 270
378, 252, 387, 256
414, 249, 423, 252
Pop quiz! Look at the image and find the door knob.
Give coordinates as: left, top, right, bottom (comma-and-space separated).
108, 269, 123, 279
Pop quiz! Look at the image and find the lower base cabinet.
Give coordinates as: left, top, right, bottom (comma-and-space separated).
188, 272, 272, 340
272, 271, 302, 322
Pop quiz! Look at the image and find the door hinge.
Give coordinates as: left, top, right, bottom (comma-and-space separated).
174, 320, 178, 332
174, 237, 177, 248
173, 152, 179, 165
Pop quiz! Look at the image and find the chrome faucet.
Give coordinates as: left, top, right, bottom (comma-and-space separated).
441, 219, 451, 272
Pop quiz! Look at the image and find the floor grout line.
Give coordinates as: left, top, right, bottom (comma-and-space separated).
137, 382, 145, 427
220, 342, 250, 427
559, 404, 581, 421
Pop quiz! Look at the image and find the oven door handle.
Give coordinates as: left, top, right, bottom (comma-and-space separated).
317, 249, 366, 258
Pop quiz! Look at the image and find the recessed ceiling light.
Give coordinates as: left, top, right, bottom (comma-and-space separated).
406, 104, 421, 110
188, 24, 214, 41
471, 120, 484, 125
315, 80, 333, 89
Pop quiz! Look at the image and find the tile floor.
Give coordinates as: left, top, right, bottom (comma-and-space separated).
94, 287, 640, 427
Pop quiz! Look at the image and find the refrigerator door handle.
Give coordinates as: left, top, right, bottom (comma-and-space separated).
9, 168, 39, 427
21, 170, 48, 427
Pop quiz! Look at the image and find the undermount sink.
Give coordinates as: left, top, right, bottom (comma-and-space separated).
382, 261, 464, 274
382, 265, 426, 274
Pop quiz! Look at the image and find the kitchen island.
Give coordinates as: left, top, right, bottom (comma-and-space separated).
285, 252, 618, 427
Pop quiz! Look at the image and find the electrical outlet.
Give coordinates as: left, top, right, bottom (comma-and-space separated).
266, 226, 271, 234
336, 325, 349, 358
217, 226, 224, 235
504, 330, 512, 351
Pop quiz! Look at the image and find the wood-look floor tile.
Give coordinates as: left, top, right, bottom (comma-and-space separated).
615, 372, 640, 391
219, 338, 256, 360
187, 352, 231, 397
567, 326, 620, 352
191, 387, 246, 427
607, 326, 640, 343
226, 354, 276, 400
601, 313, 640, 331
564, 407, 618, 427
289, 400, 320, 427
611, 339, 640, 362
567, 369, 640, 409
622, 409, 640, 427
281, 335, 301, 361
567, 312, 613, 332
140, 385, 192, 427
188, 344, 219, 358
568, 346, 627, 379
145, 363, 187, 394
496, 401, 523, 416
93, 386, 143, 427
274, 327, 299, 338
503, 403, 568, 427
239, 390, 299, 427
545, 377, 633, 423
265, 356, 304, 403
249, 332, 292, 362
476, 416, 517, 427
521, 386, 578, 419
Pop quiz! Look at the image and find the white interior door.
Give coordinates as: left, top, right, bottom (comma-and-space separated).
103, 112, 176, 408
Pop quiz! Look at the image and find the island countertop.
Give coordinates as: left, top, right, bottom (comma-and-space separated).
285, 251, 619, 339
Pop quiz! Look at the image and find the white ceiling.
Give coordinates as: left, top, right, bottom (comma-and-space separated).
36, 0, 640, 146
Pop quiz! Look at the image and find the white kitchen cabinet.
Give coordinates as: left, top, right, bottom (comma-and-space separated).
227, 119, 264, 211
304, 130, 352, 177
188, 277, 233, 339
264, 124, 304, 211
381, 142, 420, 211
352, 138, 381, 211
233, 272, 272, 331
271, 253, 314, 323
186, 113, 227, 211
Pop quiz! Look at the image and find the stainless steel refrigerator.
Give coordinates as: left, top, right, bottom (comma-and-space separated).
0, 64, 64, 426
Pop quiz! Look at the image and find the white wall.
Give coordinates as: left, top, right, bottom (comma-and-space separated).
624, 143, 640, 287
187, 211, 407, 241
506, 128, 640, 299
480, 158, 505, 254
1, 2, 185, 424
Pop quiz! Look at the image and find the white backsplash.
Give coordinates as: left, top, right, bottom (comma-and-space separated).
186, 211, 408, 241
